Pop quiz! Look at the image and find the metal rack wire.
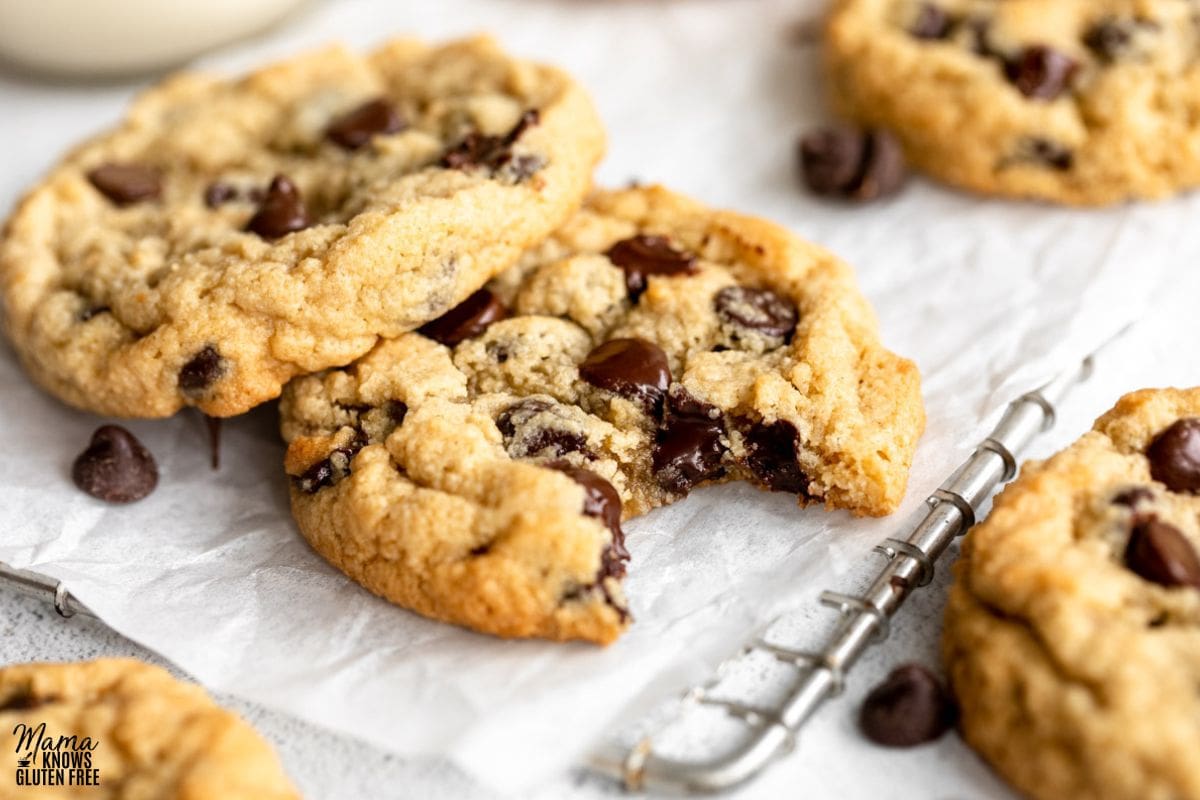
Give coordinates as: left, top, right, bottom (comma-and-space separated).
587, 359, 1091, 794
0, 360, 1090, 795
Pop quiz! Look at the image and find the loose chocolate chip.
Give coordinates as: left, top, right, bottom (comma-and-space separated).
440, 109, 539, 172
1113, 487, 1153, 507
1004, 47, 1078, 100
204, 182, 238, 208
547, 461, 629, 579
654, 417, 726, 495
326, 98, 406, 150
714, 286, 799, 341
1124, 517, 1200, 590
245, 174, 312, 240
860, 664, 956, 747
496, 398, 587, 459
740, 419, 808, 494
86, 163, 161, 206
418, 288, 508, 347
178, 345, 224, 396
798, 127, 906, 201
295, 434, 367, 494
1084, 17, 1154, 63
605, 235, 698, 299
71, 425, 158, 503
1147, 419, 1200, 493
579, 338, 671, 415
910, 4, 952, 39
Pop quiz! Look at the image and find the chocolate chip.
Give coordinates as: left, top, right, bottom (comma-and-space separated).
71, 425, 158, 503
547, 461, 628, 579
86, 163, 161, 206
1124, 517, 1200, 590
326, 98, 406, 150
386, 400, 408, 425
654, 392, 726, 495
418, 288, 508, 347
178, 345, 224, 396
1147, 418, 1200, 493
1020, 137, 1074, 170
295, 433, 366, 494
798, 127, 906, 201
1004, 47, 1078, 100
0, 688, 46, 712
715, 286, 799, 341
740, 419, 808, 494
1084, 17, 1155, 63
1113, 487, 1153, 507
245, 175, 312, 239
860, 664, 956, 747
579, 338, 671, 415
440, 109, 539, 173
910, 4, 952, 39
496, 398, 587, 459
605, 235, 698, 299
204, 182, 237, 208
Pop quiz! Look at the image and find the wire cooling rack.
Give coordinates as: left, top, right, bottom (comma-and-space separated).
0, 359, 1091, 795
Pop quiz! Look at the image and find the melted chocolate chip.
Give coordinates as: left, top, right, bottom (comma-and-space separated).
715, 286, 799, 341
245, 175, 312, 240
579, 338, 671, 415
418, 288, 508, 347
740, 419, 808, 494
547, 461, 628, 579
799, 127, 906, 201
1124, 517, 1200, 590
326, 98, 405, 150
204, 182, 238, 208
1113, 487, 1153, 507
440, 109, 539, 173
1147, 419, 1200, 493
178, 345, 224, 396
1005, 47, 1078, 100
605, 235, 698, 299
910, 4, 952, 39
86, 163, 161, 206
860, 664, 956, 747
654, 416, 726, 495
496, 398, 587, 459
295, 433, 367, 494
71, 425, 158, 503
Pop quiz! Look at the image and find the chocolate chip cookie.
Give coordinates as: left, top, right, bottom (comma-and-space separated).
0, 36, 603, 417
0, 658, 298, 798
944, 388, 1200, 800
280, 185, 925, 644
826, 0, 1200, 204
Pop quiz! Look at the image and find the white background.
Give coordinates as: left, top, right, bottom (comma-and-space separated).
3, 1, 1199, 798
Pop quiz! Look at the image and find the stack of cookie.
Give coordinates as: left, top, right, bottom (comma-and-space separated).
0, 36, 926, 646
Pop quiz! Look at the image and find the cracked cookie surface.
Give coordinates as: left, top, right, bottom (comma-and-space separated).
0, 36, 603, 417
944, 388, 1200, 800
280, 185, 924, 644
0, 658, 298, 799
826, 0, 1200, 204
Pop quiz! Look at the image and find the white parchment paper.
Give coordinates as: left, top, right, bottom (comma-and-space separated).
1, 1, 1198, 796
